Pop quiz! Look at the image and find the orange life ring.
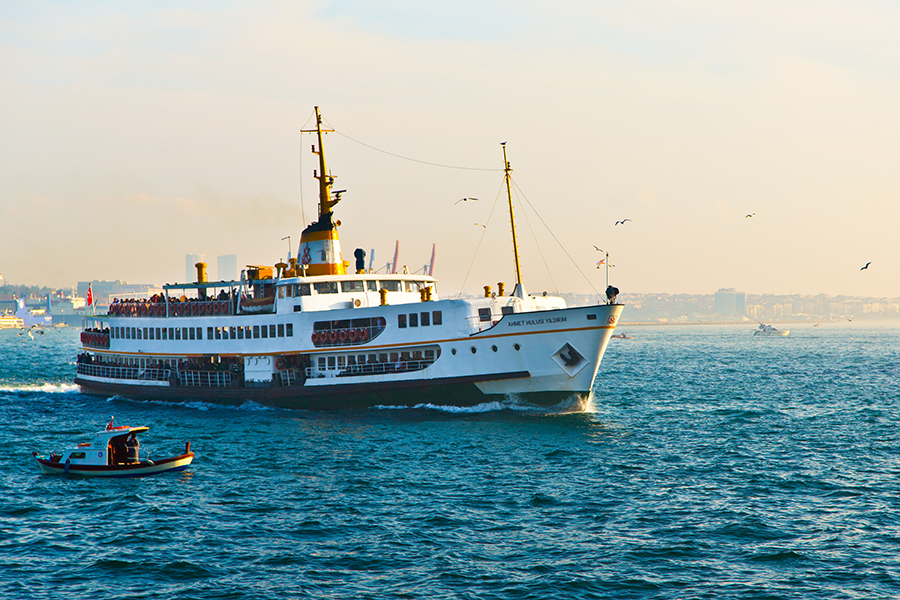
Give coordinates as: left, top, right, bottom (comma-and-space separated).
348, 328, 358, 342
358, 328, 369, 341
192, 303, 198, 316
312, 331, 320, 344
275, 357, 286, 370
329, 330, 338, 343
210, 302, 217, 315
339, 329, 348, 343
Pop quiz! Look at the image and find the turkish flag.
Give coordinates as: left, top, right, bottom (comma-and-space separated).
87, 284, 93, 306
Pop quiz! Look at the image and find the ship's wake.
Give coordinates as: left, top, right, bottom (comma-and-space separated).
0, 382, 79, 394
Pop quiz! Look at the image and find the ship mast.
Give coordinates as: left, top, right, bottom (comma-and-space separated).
502, 143, 524, 294
311, 106, 338, 217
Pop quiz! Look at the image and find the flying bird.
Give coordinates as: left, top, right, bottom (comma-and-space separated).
860, 262, 871, 270
593, 245, 603, 252
615, 219, 632, 226
455, 197, 479, 205
745, 213, 755, 218
474, 223, 486, 228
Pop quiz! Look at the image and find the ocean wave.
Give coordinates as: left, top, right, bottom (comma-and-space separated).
0, 382, 79, 394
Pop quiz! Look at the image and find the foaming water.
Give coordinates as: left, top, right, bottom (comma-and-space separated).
3, 322, 900, 598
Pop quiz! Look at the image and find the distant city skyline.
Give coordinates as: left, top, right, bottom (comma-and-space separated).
3, 2, 899, 297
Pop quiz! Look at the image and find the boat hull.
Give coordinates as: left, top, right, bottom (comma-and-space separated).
34, 453, 194, 477
75, 373, 588, 410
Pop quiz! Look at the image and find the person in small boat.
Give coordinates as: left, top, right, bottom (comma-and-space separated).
125, 433, 140, 463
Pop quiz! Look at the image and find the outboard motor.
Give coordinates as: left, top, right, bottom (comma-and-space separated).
354, 248, 366, 274
605, 285, 619, 305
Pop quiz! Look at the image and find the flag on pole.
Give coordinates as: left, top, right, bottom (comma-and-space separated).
87, 284, 93, 306
596, 259, 606, 268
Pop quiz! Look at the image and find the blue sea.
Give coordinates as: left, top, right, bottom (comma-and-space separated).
3, 322, 900, 599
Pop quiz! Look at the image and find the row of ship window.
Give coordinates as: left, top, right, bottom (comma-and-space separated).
397, 310, 443, 328
318, 349, 437, 371
110, 323, 295, 342
280, 280, 433, 297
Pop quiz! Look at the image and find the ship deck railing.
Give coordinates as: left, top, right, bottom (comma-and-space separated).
306, 359, 434, 379
178, 370, 232, 387
77, 363, 171, 382
108, 299, 238, 318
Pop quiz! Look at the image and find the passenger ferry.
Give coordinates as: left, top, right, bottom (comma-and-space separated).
75, 108, 624, 410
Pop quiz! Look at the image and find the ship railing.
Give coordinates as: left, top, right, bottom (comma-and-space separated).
306, 359, 434, 379
76, 363, 171, 382
108, 299, 237, 318
178, 370, 232, 387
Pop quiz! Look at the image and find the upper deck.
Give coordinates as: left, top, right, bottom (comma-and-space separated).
105, 273, 439, 319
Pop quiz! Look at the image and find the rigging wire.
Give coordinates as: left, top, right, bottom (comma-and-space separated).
457, 179, 506, 299
512, 178, 601, 297
511, 182, 559, 296
332, 128, 502, 172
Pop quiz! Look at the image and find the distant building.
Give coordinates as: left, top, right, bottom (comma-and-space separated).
217, 254, 238, 282
714, 288, 746, 318
185, 253, 206, 283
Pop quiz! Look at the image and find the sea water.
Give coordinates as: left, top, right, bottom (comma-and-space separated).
2, 323, 900, 599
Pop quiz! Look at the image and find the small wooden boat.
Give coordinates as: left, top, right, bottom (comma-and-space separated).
33, 419, 193, 477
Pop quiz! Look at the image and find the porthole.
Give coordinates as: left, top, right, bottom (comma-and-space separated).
451, 348, 457, 355
470, 346, 477, 354
491, 345, 498, 352
514, 343, 521, 351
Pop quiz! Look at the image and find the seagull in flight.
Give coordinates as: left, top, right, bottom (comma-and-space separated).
455, 197, 479, 205
860, 262, 871, 270
615, 219, 632, 226
474, 223, 486, 228
745, 213, 755, 218
593, 245, 603, 252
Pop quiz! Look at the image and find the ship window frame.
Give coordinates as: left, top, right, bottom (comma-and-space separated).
169, 327, 174, 340
253, 325, 260, 339
174, 328, 180, 341
230, 326, 236, 339
278, 287, 285, 298
380, 280, 401, 292
261, 325, 268, 339
420, 312, 430, 326
196, 327, 202, 340
501, 306, 514, 316
314, 281, 338, 295
286, 323, 293, 337
409, 313, 418, 327
433, 311, 442, 325
161, 328, 167, 340
237, 326, 244, 340
277, 324, 284, 337
182, 327, 188, 340
298, 283, 311, 296
398, 314, 407, 328
149, 328, 154, 340
70, 452, 86, 459
341, 281, 365, 293
269, 324, 276, 338
367, 281, 378, 292
478, 308, 492, 322
285, 285, 293, 298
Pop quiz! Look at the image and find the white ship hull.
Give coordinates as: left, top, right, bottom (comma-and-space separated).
76, 293, 623, 410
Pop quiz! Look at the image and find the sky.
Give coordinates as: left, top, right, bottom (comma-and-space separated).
2, 0, 899, 298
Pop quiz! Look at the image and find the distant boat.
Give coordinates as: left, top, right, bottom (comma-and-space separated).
611, 333, 634, 339
753, 323, 789, 337
0, 314, 24, 329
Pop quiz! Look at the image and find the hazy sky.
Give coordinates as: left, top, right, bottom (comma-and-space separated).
2, 1, 898, 297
